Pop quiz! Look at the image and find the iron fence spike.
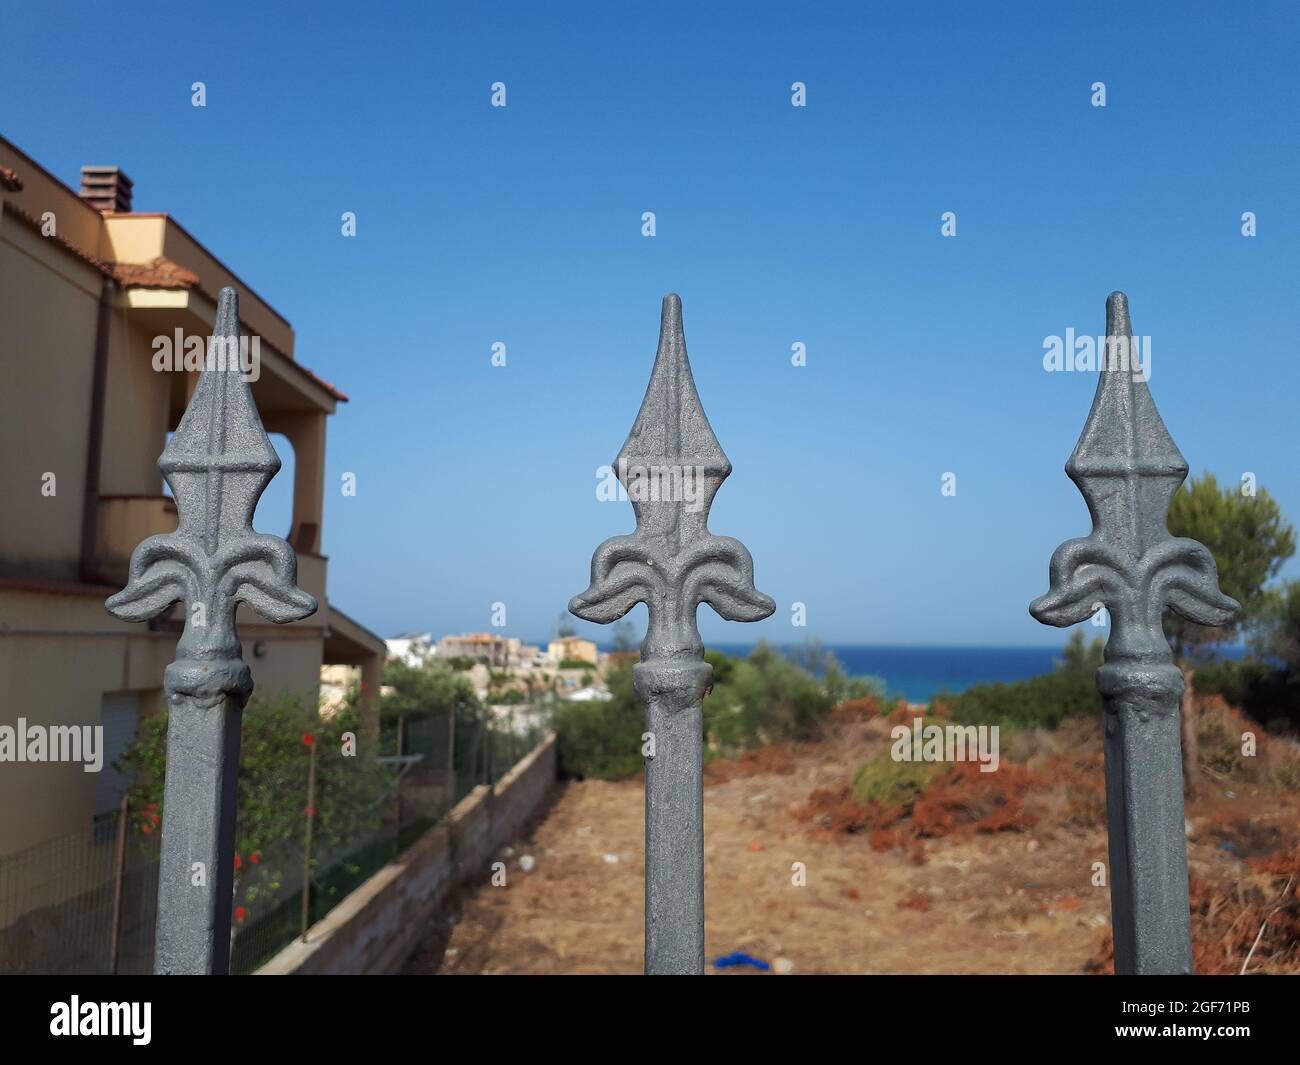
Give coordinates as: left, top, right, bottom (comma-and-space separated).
571, 295, 773, 974
1030, 291, 1239, 974
106, 286, 316, 974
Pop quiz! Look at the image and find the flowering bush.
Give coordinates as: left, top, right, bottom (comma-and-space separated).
117, 693, 389, 914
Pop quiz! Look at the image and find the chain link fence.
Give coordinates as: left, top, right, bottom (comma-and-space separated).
0, 700, 551, 975
0, 803, 160, 974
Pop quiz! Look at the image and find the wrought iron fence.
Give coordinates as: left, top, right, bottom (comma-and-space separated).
82, 286, 1233, 976
1029, 291, 1237, 975
571, 295, 774, 974
0, 703, 545, 975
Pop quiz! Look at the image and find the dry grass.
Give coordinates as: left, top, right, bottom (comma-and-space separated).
406, 696, 1300, 975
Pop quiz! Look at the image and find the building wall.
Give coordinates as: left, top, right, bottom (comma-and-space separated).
0, 214, 100, 581
548, 638, 598, 665
98, 311, 170, 497
0, 589, 171, 855
0, 137, 379, 872
0, 586, 329, 858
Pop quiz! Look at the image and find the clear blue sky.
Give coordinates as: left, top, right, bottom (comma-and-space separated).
5, 1, 1298, 647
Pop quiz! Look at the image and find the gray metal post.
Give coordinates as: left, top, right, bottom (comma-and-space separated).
1031, 292, 1238, 974
106, 287, 316, 975
571, 295, 774, 974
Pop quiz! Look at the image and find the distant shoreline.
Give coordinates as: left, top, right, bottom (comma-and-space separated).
547, 639, 1247, 704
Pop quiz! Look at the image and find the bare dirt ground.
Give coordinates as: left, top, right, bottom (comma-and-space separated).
406, 707, 1300, 975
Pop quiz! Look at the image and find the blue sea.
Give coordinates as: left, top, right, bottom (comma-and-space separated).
706, 644, 1061, 704
579, 639, 1249, 705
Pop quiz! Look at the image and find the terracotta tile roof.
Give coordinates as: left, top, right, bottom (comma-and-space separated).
111, 257, 348, 401
112, 256, 200, 290
284, 360, 348, 403
300, 366, 348, 402
1, 183, 348, 403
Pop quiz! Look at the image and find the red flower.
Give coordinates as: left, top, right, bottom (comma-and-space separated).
234, 906, 247, 923
141, 825, 153, 835
150, 814, 160, 826
233, 853, 242, 871
250, 852, 261, 865
302, 733, 314, 746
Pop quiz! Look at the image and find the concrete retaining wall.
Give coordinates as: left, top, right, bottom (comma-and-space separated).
256, 732, 557, 975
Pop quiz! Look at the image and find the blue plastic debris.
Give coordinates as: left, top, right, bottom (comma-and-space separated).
713, 951, 770, 971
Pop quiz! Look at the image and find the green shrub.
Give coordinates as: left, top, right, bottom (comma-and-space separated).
703, 643, 836, 752
942, 669, 1099, 731
379, 659, 481, 725
121, 694, 388, 851
551, 643, 840, 779
552, 665, 644, 780
851, 748, 936, 807
1272, 755, 1300, 791
1192, 658, 1300, 734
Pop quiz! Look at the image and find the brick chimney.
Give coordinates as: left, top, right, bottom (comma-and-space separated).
79, 166, 133, 212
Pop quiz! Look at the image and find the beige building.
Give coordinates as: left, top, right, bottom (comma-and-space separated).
0, 136, 385, 858
546, 636, 599, 667
438, 632, 511, 667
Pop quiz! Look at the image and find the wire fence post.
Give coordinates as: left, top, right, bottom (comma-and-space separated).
108, 792, 128, 975
447, 706, 456, 808
1031, 292, 1240, 975
570, 295, 774, 975
394, 715, 405, 838
106, 288, 316, 975
300, 736, 318, 943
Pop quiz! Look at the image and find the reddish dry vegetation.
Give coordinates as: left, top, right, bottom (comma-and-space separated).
704, 744, 796, 783
419, 690, 1300, 975
797, 760, 1042, 858
799, 694, 1300, 975
1085, 843, 1300, 975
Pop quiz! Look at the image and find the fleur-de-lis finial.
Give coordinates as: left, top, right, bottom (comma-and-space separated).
570, 294, 772, 976
1030, 291, 1238, 662
106, 286, 317, 975
107, 287, 316, 705
570, 294, 775, 661
1030, 291, 1239, 976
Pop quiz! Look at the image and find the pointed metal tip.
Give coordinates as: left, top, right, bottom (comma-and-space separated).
1106, 290, 1131, 339
660, 293, 683, 335
215, 286, 240, 338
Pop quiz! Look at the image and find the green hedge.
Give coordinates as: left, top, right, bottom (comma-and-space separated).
552, 643, 843, 780
1193, 658, 1300, 734
939, 668, 1099, 731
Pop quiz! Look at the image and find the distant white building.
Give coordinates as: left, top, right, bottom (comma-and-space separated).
386, 631, 437, 667
563, 686, 613, 702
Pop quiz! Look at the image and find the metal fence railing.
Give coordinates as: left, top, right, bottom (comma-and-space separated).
0, 710, 549, 976
0, 801, 159, 975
